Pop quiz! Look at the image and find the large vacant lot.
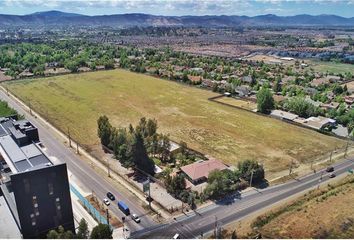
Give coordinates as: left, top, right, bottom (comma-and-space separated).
4, 69, 345, 177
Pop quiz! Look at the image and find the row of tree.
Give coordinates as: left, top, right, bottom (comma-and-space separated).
47, 220, 112, 239
98, 116, 178, 175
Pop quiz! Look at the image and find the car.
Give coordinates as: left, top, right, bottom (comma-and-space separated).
131, 213, 141, 223
329, 172, 336, 178
103, 198, 110, 206
173, 233, 180, 239
326, 166, 334, 172
107, 192, 115, 201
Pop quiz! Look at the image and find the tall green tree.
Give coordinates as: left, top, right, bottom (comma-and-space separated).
256, 87, 274, 114
90, 224, 112, 239
76, 219, 89, 239
132, 132, 155, 175
97, 115, 112, 147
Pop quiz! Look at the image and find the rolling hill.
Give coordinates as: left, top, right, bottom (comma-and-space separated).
0, 11, 354, 27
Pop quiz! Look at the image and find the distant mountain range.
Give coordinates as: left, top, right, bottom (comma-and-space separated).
1, 10, 354, 27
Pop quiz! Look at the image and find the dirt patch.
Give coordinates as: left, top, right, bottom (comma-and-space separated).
86, 194, 123, 228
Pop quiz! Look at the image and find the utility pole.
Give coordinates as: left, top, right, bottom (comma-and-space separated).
107, 158, 110, 177
344, 141, 349, 158
249, 169, 254, 188
289, 160, 293, 175
28, 100, 32, 115
67, 128, 71, 147
148, 177, 151, 210
76, 142, 79, 154
214, 216, 218, 239
106, 208, 109, 226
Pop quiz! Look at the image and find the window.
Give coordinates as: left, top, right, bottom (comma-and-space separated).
34, 208, 39, 216
55, 197, 60, 202
31, 219, 36, 226
48, 183, 54, 195
23, 179, 30, 193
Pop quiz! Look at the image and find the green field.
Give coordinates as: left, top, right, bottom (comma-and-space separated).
309, 60, 354, 74
3, 69, 345, 177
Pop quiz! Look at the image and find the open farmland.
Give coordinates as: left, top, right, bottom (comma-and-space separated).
3, 69, 345, 177
309, 60, 354, 74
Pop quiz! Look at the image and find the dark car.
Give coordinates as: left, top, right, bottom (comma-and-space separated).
107, 192, 115, 201
326, 166, 334, 172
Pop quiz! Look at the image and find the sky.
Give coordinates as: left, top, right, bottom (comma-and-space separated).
0, 0, 354, 17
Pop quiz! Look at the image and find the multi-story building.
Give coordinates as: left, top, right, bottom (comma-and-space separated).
0, 116, 74, 238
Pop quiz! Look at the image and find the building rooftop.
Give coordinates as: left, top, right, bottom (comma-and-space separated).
181, 159, 228, 182
0, 117, 51, 174
270, 110, 299, 121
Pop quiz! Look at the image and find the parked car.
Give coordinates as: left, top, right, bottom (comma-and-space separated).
103, 198, 110, 206
329, 172, 336, 178
326, 166, 334, 172
107, 192, 115, 201
173, 233, 180, 239
131, 214, 141, 223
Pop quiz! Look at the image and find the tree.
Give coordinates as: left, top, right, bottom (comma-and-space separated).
165, 174, 186, 198
238, 160, 265, 184
90, 224, 112, 239
76, 219, 89, 239
46, 226, 74, 239
273, 77, 281, 93
97, 115, 112, 147
256, 87, 274, 114
132, 132, 155, 175
283, 97, 317, 118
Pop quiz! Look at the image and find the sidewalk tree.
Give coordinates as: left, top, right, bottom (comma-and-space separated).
76, 219, 89, 239
238, 159, 265, 183
90, 224, 112, 239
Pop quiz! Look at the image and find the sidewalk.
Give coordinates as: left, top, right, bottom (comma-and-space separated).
69, 172, 98, 231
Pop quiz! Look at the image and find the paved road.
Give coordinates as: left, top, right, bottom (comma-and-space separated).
132, 157, 354, 239
0, 90, 156, 233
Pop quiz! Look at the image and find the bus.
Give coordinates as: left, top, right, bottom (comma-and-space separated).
118, 201, 130, 215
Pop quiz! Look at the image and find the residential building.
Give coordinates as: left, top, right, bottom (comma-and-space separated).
270, 110, 299, 121
180, 159, 228, 185
0, 116, 74, 239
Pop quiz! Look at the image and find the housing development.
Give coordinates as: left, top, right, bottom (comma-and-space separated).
0, 1, 354, 239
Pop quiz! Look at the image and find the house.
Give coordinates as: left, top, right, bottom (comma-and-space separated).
169, 141, 182, 155
301, 116, 336, 130
344, 94, 354, 106
326, 75, 341, 83
320, 102, 340, 110
180, 159, 228, 185
242, 75, 254, 84
273, 94, 287, 103
78, 67, 91, 72
270, 110, 299, 121
235, 85, 251, 97
310, 77, 330, 87
19, 69, 34, 78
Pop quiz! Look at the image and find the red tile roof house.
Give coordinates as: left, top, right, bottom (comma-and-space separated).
180, 159, 228, 185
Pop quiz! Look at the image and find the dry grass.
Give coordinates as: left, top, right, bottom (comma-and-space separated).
214, 97, 257, 111
3, 69, 346, 178
223, 176, 354, 239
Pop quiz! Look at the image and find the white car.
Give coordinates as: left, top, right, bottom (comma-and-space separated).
132, 213, 141, 223
173, 233, 180, 239
103, 198, 110, 206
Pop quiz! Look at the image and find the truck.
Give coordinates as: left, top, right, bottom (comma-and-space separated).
118, 201, 130, 215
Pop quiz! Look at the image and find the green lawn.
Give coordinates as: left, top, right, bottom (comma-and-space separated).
3, 69, 345, 177
309, 60, 354, 74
